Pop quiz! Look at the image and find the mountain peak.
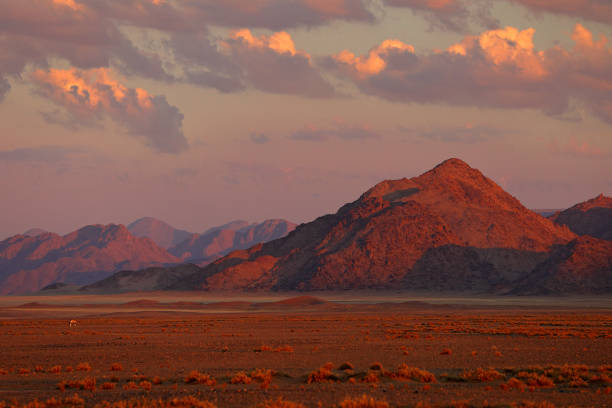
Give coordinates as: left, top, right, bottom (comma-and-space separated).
574, 194, 612, 211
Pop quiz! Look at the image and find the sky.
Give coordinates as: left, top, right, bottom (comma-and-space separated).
1, 0, 611, 238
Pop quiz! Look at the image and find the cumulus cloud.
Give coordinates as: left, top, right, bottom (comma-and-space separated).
219, 29, 335, 98
290, 122, 379, 142
383, 0, 498, 32
329, 24, 612, 124
508, 0, 612, 25
31, 68, 187, 153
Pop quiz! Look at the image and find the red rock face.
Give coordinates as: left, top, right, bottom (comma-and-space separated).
0, 224, 179, 294
550, 194, 612, 240
170, 158, 589, 292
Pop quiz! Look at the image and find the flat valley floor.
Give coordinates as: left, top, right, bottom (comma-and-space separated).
0, 294, 610, 408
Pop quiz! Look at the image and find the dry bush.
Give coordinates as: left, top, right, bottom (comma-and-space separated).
65, 366, 74, 372
274, 345, 294, 353
307, 364, 337, 384
255, 345, 273, 352
461, 368, 505, 382
362, 372, 379, 383
152, 376, 163, 385
139, 380, 152, 391
101, 382, 116, 390
34, 365, 45, 373
110, 363, 123, 371
339, 362, 354, 370
251, 369, 274, 388
393, 365, 436, 383
123, 381, 138, 390
516, 372, 554, 387
255, 398, 305, 408
440, 349, 452, 355
18, 368, 30, 375
184, 371, 216, 386
369, 362, 384, 371
76, 362, 91, 372
58, 378, 96, 392
230, 372, 252, 384
339, 394, 389, 408
0, 369, 7, 375
49, 365, 62, 374
501, 377, 526, 391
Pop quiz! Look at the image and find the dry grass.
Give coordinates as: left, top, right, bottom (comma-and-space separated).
255, 398, 305, 408
392, 365, 436, 383
184, 371, 216, 386
93, 396, 217, 408
339, 395, 389, 408
461, 368, 505, 382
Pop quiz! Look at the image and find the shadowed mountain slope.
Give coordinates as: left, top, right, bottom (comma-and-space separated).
550, 194, 612, 240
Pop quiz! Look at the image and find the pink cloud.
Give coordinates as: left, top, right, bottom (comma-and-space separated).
218, 29, 335, 98
31, 68, 187, 153
550, 137, 609, 159
329, 24, 612, 124
383, 0, 498, 31
509, 0, 612, 25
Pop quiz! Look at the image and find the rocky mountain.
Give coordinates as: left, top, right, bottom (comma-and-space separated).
550, 194, 612, 240
166, 158, 589, 293
513, 236, 612, 294
168, 219, 297, 264
0, 224, 179, 294
23, 228, 48, 237
127, 217, 193, 249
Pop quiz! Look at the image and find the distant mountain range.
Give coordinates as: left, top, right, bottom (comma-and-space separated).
3, 158, 610, 295
0, 219, 296, 294
87, 158, 610, 295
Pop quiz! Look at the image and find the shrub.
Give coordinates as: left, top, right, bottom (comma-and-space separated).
76, 362, 91, 372
501, 377, 526, 391
110, 363, 123, 371
139, 380, 152, 391
49, 365, 62, 374
339, 362, 354, 370
184, 371, 216, 386
440, 349, 452, 355
101, 382, 116, 390
369, 362, 384, 371
230, 372, 252, 384
393, 365, 436, 383
307, 365, 336, 384
461, 368, 505, 382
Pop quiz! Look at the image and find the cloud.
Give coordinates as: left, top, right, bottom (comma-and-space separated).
550, 137, 609, 159
508, 0, 612, 25
250, 133, 270, 144
383, 0, 498, 32
329, 24, 612, 124
290, 122, 379, 142
400, 124, 511, 143
31, 67, 187, 153
219, 29, 335, 98
0, 77, 9, 102
183, 0, 375, 30
0, 145, 84, 162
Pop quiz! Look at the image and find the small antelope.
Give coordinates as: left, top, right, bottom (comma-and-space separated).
69, 319, 77, 328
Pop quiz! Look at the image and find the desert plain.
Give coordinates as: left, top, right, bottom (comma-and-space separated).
0, 293, 610, 408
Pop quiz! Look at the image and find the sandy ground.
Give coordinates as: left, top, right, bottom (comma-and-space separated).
0, 294, 610, 407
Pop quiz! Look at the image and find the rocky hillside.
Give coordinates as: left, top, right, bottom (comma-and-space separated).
127, 217, 193, 249
168, 158, 586, 292
169, 219, 297, 264
0, 224, 179, 294
550, 194, 612, 240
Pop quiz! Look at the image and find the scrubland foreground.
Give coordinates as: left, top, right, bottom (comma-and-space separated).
0, 308, 611, 408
